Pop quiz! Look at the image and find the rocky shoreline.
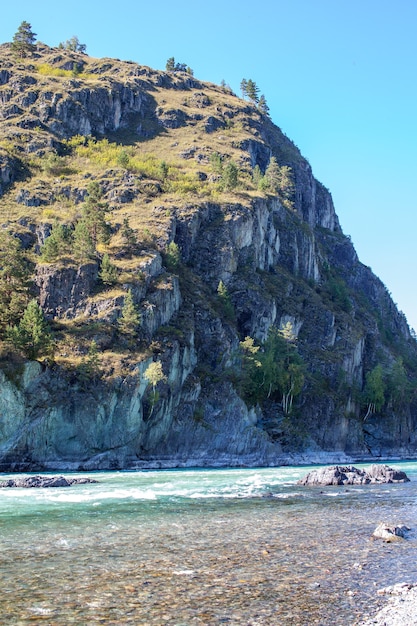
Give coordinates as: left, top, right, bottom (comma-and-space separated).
360, 583, 417, 625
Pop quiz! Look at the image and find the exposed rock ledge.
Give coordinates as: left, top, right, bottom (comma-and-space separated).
0, 475, 98, 488
297, 464, 410, 486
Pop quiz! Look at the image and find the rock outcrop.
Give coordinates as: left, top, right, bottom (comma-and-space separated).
0, 475, 98, 487
297, 465, 410, 486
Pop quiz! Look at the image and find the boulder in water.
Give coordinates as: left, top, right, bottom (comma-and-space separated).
0, 475, 98, 488
297, 464, 410, 486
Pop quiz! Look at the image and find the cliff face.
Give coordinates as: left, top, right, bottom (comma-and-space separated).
1, 43, 416, 470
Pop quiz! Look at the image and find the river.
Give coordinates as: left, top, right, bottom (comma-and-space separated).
0, 462, 416, 625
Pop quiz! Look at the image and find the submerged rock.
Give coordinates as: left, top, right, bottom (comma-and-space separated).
0, 475, 98, 488
297, 464, 410, 486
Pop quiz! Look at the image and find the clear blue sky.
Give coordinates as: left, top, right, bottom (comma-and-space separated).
2, 1, 417, 329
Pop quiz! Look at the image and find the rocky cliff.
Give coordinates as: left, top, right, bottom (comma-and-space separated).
1, 41, 416, 470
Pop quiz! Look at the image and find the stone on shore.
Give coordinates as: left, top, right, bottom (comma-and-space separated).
360, 583, 417, 626
0, 475, 99, 488
297, 464, 410, 486
372, 523, 410, 541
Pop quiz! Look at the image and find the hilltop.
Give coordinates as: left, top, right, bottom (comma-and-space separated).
0, 40, 416, 470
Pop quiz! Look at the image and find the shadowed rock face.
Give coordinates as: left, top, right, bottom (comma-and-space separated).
297, 464, 410, 486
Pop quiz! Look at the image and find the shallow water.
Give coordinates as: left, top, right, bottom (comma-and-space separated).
0, 463, 416, 625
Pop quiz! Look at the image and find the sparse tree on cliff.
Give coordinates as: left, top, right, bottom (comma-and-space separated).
363, 364, 385, 420
217, 280, 235, 320
0, 230, 32, 332
144, 360, 166, 417
99, 253, 118, 285
220, 161, 239, 191
11, 21, 37, 58
82, 182, 110, 246
165, 57, 193, 74
7, 299, 52, 360
58, 36, 87, 53
118, 289, 140, 336
388, 357, 410, 410
240, 78, 248, 99
239, 324, 304, 414
258, 94, 270, 117
120, 217, 138, 257
166, 57, 176, 72
246, 79, 260, 104
72, 221, 95, 261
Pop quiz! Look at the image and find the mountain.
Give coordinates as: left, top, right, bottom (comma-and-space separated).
1, 41, 416, 470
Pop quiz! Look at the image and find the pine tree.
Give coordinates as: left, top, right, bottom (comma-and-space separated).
264, 156, 281, 191
217, 280, 235, 320
118, 289, 140, 335
164, 241, 181, 271
166, 57, 176, 72
252, 164, 263, 188
41, 223, 72, 262
82, 182, 110, 245
99, 253, 118, 285
240, 78, 248, 99
0, 230, 31, 332
121, 217, 137, 253
221, 161, 239, 190
73, 221, 95, 261
258, 94, 270, 116
11, 21, 37, 58
246, 79, 260, 103
7, 299, 52, 360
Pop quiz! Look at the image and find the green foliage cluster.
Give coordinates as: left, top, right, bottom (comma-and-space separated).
143, 360, 166, 417
165, 57, 194, 75
58, 36, 87, 54
210, 153, 239, 191
240, 78, 269, 115
217, 280, 235, 321
118, 289, 141, 336
40, 182, 109, 263
253, 158, 295, 208
0, 231, 32, 333
40, 222, 73, 261
239, 323, 305, 414
164, 241, 181, 272
362, 357, 415, 420
99, 254, 118, 285
321, 262, 351, 313
42, 153, 77, 176
7, 299, 52, 360
120, 218, 138, 256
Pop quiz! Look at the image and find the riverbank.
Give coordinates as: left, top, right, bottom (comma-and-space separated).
360, 583, 417, 625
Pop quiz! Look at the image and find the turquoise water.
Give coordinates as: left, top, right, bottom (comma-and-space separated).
0, 463, 416, 624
